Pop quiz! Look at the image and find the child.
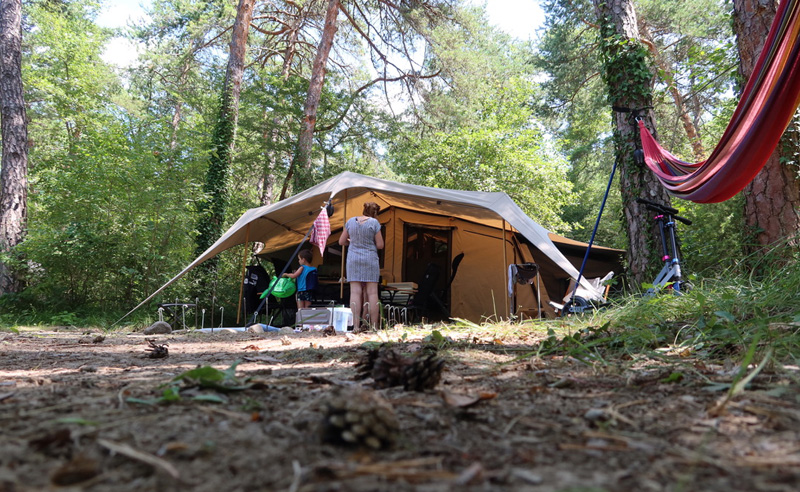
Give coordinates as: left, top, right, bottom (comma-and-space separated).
282, 249, 317, 309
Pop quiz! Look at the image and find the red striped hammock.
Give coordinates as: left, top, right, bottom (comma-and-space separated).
640, 0, 800, 203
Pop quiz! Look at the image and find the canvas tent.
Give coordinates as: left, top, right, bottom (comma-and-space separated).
128, 172, 623, 322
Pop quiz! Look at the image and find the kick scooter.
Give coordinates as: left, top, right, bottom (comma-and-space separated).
636, 198, 692, 294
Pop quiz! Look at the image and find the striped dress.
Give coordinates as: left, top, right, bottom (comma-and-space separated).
345, 216, 381, 282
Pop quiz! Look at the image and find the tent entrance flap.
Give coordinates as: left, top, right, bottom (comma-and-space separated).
403, 223, 453, 316
403, 224, 452, 280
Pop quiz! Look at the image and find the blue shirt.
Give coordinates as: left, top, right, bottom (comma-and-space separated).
297, 265, 317, 292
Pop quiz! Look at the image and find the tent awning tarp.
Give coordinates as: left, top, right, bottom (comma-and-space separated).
124, 172, 615, 320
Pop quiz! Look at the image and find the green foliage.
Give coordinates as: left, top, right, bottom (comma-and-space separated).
596, 24, 652, 105
559, 248, 800, 363
536, 0, 739, 254
535, 0, 622, 245
679, 198, 744, 275
422, 329, 453, 349
194, 91, 236, 270
127, 361, 260, 406
389, 11, 576, 232
22, 0, 119, 155
19, 116, 202, 308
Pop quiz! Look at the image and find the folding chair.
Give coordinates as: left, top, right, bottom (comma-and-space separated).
509, 262, 543, 320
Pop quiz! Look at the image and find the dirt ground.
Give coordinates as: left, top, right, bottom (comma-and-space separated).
1, 324, 799, 492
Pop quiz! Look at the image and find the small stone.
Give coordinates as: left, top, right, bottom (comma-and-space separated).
143, 321, 172, 335
584, 408, 608, 422
247, 324, 264, 333
511, 468, 543, 485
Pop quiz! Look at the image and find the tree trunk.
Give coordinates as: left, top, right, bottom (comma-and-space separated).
734, 0, 800, 251
593, 0, 673, 284
0, 0, 28, 296
281, 0, 340, 199
194, 0, 255, 268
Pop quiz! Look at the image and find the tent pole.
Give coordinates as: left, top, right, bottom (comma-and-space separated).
502, 220, 509, 320
391, 206, 397, 281
236, 223, 251, 325
566, 156, 619, 313
340, 191, 347, 299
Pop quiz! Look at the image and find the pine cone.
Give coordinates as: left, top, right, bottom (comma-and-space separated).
355, 346, 445, 391
403, 352, 445, 391
320, 389, 399, 450
354, 347, 383, 380
371, 348, 412, 389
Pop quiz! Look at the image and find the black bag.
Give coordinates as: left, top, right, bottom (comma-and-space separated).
243, 265, 269, 315
514, 263, 539, 284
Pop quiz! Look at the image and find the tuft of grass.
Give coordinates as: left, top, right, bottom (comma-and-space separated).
549, 256, 800, 364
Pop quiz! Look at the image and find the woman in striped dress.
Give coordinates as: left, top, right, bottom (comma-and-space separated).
339, 202, 384, 331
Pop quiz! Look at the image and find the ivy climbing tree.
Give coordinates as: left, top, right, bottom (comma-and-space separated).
194, 0, 255, 288
592, 0, 673, 284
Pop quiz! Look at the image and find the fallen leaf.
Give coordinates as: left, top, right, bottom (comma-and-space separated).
29, 429, 72, 453
50, 455, 100, 486
441, 390, 481, 408
157, 441, 190, 457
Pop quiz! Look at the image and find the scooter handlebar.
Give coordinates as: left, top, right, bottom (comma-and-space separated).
636, 198, 692, 225
636, 197, 679, 214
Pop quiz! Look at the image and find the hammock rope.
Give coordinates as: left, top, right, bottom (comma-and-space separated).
639, 0, 800, 203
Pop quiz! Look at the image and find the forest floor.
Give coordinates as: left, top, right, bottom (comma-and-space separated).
1, 323, 799, 492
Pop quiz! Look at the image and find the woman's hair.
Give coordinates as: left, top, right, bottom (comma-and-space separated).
362, 202, 380, 218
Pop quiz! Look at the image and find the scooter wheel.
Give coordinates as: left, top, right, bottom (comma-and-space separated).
561, 296, 590, 316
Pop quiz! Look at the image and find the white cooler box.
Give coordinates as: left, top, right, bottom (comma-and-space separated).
296, 306, 353, 331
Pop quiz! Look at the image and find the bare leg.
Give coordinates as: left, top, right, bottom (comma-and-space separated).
365, 282, 380, 330
349, 282, 364, 330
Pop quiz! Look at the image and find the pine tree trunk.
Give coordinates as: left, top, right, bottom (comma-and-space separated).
734, 0, 800, 251
0, 0, 28, 295
282, 0, 340, 199
194, 0, 255, 271
593, 0, 673, 284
